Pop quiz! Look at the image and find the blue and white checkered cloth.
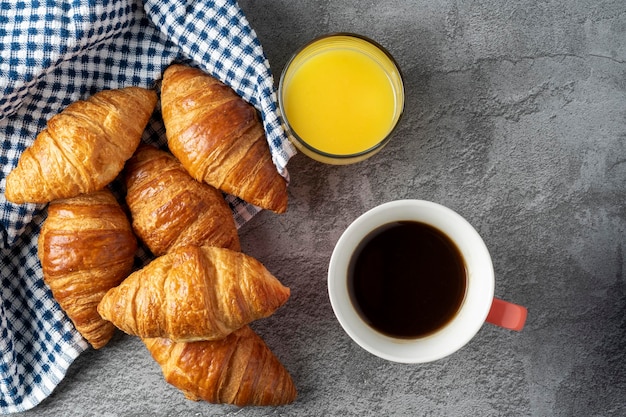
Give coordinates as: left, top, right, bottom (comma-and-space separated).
0, 0, 296, 413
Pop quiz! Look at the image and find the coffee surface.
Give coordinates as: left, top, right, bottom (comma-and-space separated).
348, 221, 467, 338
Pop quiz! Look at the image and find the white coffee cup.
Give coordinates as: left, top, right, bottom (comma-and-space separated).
328, 199, 527, 363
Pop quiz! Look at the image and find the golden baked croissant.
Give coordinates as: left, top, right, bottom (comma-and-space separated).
124, 144, 240, 256
160, 64, 288, 213
97, 245, 290, 341
5, 87, 157, 204
143, 326, 297, 406
38, 189, 137, 349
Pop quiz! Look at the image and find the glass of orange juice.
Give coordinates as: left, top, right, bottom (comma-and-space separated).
278, 33, 405, 165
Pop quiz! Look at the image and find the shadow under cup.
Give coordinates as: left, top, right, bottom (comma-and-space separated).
328, 200, 496, 363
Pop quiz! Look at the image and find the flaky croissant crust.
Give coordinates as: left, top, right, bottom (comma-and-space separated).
5, 86, 157, 204
38, 189, 137, 349
125, 144, 241, 256
98, 245, 290, 342
161, 64, 288, 213
144, 326, 297, 406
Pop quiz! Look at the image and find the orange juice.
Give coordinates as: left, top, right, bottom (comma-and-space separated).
279, 34, 404, 164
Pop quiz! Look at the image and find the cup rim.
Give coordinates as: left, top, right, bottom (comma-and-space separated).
277, 32, 405, 164
328, 199, 495, 363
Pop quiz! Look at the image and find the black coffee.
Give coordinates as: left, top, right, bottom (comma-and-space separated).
347, 221, 467, 339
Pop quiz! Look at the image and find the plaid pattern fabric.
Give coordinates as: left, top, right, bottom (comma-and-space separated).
0, 0, 296, 413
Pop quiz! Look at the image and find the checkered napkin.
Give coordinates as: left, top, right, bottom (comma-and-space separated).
0, 0, 296, 413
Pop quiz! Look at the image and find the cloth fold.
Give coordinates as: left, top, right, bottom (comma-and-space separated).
0, 0, 296, 413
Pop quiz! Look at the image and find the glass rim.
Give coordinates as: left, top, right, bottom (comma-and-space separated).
277, 32, 405, 161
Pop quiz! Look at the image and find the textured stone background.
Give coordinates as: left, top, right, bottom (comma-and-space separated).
21, 1, 625, 416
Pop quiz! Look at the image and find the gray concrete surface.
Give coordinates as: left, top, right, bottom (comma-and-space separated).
19, 1, 626, 416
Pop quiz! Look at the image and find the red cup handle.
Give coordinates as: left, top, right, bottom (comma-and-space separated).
486, 298, 527, 331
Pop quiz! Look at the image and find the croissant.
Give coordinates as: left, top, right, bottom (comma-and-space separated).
160, 64, 288, 213
5, 86, 157, 204
124, 144, 240, 256
38, 189, 137, 349
98, 245, 290, 342
144, 326, 297, 406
